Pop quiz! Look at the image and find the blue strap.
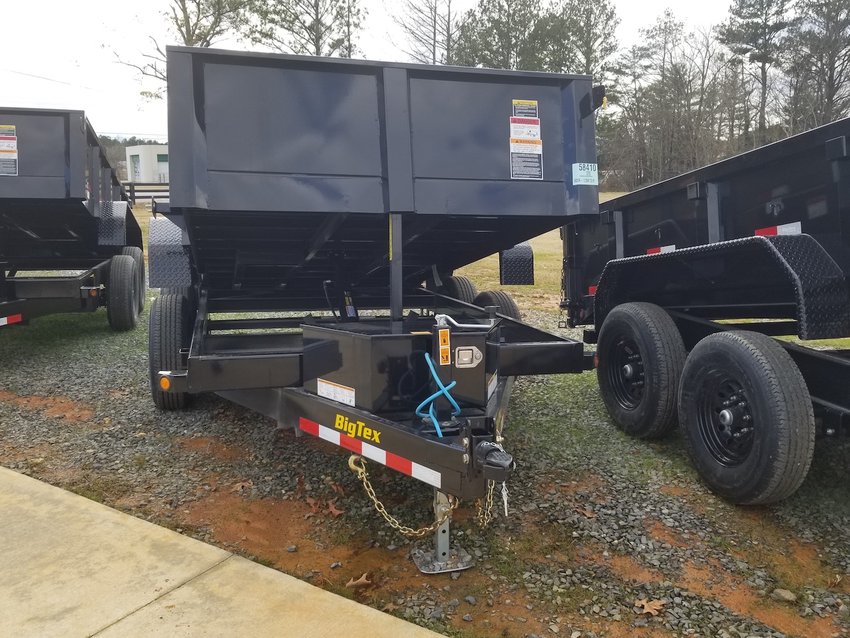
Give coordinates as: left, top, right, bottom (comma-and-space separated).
414, 352, 462, 438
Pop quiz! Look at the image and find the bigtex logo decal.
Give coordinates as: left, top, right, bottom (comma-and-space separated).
334, 414, 381, 444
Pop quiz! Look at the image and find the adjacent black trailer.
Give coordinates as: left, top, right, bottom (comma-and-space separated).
565, 118, 850, 505
149, 46, 601, 571
0, 108, 144, 331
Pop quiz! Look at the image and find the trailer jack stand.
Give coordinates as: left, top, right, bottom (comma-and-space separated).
411, 491, 474, 574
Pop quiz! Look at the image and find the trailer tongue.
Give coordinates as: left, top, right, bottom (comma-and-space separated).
149, 46, 600, 572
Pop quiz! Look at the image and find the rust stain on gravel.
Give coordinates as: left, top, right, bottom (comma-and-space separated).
644, 519, 690, 549
729, 508, 849, 593
0, 390, 93, 423
605, 553, 665, 585
174, 436, 248, 462
681, 560, 837, 638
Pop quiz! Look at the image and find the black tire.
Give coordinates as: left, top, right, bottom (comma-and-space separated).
473, 290, 521, 321
149, 293, 191, 410
678, 331, 815, 505
120, 246, 145, 312
106, 254, 140, 332
440, 276, 478, 304
597, 302, 686, 439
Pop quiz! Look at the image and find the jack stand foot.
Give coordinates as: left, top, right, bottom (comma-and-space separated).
411, 491, 474, 574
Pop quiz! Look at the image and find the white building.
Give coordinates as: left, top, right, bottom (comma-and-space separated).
125, 144, 169, 183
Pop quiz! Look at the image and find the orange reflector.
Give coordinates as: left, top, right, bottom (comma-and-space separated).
89, 289, 98, 297
159, 376, 171, 391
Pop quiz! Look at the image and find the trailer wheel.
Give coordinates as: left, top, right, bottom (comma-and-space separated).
597, 303, 685, 439
120, 246, 145, 312
678, 331, 814, 504
106, 254, 140, 331
149, 293, 191, 410
440, 276, 478, 303
474, 290, 521, 320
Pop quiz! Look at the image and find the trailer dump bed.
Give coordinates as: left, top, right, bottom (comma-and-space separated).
565, 117, 850, 505
0, 108, 144, 330
160, 46, 598, 310
151, 47, 601, 571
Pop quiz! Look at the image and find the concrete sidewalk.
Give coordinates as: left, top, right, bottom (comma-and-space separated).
0, 467, 440, 637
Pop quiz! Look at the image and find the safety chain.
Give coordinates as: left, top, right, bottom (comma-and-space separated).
348, 455, 458, 539
476, 479, 496, 527
475, 403, 508, 528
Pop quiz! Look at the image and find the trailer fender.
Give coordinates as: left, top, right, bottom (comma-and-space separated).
500, 242, 534, 285
96, 200, 133, 246
148, 215, 193, 289
593, 235, 850, 340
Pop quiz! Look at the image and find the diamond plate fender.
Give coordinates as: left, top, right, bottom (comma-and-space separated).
149, 215, 193, 289
594, 235, 850, 340
499, 242, 534, 285
96, 200, 128, 246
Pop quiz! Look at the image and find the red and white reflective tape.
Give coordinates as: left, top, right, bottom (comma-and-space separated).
755, 221, 802, 236
298, 417, 442, 489
0, 314, 22, 327
646, 244, 676, 255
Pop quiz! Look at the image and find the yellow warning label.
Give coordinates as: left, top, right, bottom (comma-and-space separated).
439, 346, 451, 366
438, 328, 450, 347
512, 99, 539, 118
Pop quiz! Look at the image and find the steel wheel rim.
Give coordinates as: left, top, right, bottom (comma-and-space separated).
696, 372, 754, 467
605, 336, 645, 410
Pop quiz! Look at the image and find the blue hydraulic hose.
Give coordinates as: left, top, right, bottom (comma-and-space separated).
414, 352, 461, 438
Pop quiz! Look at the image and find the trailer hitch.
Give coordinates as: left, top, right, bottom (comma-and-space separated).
474, 441, 515, 482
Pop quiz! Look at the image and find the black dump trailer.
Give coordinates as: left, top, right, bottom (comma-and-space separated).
565, 118, 850, 505
149, 46, 601, 571
0, 108, 145, 331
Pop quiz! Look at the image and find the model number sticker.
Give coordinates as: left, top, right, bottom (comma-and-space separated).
572, 163, 598, 186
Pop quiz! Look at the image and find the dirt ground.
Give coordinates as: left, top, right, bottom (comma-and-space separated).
1, 290, 849, 637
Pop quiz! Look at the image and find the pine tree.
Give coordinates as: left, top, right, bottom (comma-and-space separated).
720, 0, 793, 144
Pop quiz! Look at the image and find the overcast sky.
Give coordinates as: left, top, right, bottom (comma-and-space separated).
0, 1, 727, 140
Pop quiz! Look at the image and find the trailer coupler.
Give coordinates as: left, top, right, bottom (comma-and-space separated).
474, 441, 514, 482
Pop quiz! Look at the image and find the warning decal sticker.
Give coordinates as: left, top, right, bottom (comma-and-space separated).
512, 99, 538, 118
509, 101, 542, 180
0, 125, 18, 176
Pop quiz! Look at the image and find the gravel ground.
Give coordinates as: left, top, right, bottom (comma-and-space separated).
1, 298, 849, 638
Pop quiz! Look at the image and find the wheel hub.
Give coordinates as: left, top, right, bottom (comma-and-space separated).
605, 337, 645, 411
697, 376, 754, 467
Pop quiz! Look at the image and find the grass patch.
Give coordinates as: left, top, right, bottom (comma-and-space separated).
68, 473, 130, 504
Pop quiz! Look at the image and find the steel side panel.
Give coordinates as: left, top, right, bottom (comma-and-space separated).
165, 46, 599, 301
0, 111, 70, 198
